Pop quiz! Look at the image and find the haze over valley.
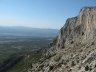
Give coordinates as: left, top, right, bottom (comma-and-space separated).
0, 0, 96, 72
0, 27, 58, 72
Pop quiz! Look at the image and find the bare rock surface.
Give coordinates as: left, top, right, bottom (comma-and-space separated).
57, 7, 96, 48
28, 7, 96, 72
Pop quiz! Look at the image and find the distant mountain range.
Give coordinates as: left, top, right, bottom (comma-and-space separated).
0, 27, 58, 37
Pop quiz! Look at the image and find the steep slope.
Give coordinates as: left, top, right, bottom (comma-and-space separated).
57, 7, 96, 48
28, 7, 96, 72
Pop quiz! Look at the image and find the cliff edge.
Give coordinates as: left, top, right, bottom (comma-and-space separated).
29, 7, 96, 72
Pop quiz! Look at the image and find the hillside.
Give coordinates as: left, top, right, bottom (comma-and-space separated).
29, 7, 96, 72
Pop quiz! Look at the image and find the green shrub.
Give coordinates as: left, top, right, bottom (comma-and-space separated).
54, 54, 62, 62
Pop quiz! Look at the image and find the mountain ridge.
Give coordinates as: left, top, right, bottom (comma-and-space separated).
28, 7, 96, 72
57, 6, 96, 47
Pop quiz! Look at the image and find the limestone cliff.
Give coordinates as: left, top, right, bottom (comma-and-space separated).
57, 7, 96, 48
28, 7, 96, 72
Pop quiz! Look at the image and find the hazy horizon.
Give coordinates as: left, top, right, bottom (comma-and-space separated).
0, 26, 59, 30
0, 0, 96, 29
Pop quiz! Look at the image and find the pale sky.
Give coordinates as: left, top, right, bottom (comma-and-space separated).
0, 0, 96, 29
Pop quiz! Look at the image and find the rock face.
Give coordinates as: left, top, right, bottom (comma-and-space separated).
28, 7, 96, 72
57, 7, 96, 48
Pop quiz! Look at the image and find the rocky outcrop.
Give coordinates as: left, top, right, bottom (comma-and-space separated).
57, 7, 96, 48
28, 7, 96, 72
